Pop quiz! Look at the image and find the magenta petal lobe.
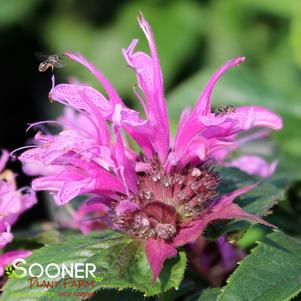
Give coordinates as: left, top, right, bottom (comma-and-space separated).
146, 239, 177, 285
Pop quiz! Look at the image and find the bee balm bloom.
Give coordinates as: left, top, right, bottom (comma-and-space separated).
19, 14, 282, 283
0, 150, 36, 276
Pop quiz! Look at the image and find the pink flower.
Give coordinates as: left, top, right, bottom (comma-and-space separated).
65, 200, 108, 235
0, 150, 36, 276
19, 14, 282, 283
0, 150, 37, 248
187, 236, 245, 286
211, 129, 278, 178
224, 155, 278, 178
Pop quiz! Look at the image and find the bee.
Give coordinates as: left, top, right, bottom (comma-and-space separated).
36, 53, 64, 72
214, 105, 236, 116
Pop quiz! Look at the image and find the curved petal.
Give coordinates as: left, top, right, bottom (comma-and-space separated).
145, 238, 177, 285
174, 105, 282, 159
224, 155, 278, 178
178, 136, 236, 168
113, 127, 138, 194
173, 219, 208, 248
65, 51, 124, 105
174, 184, 274, 247
32, 167, 125, 205
50, 86, 111, 145
122, 13, 169, 163
200, 106, 283, 137
174, 57, 245, 151
49, 84, 112, 117
195, 57, 246, 115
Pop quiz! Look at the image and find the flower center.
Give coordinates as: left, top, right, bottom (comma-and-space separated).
110, 157, 220, 241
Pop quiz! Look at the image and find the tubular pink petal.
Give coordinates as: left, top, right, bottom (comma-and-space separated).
49, 84, 112, 145
122, 14, 169, 163
178, 137, 236, 168
133, 85, 149, 117
145, 239, 177, 285
50, 84, 112, 118
173, 220, 208, 248
235, 106, 283, 130
114, 128, 138, 194
174, 115, 202, 155
214, 184, 257, 209
224, 156, 278, 178
32, 167, 125, 205
174, 57, 246, 152
195, 56, 246, 116
200, 106, 283, 134
58, 179, 91, 205
137, 13, 167, 121
236, 129, 271, 146
210, 202, 275, 228
65, 51, 123, 105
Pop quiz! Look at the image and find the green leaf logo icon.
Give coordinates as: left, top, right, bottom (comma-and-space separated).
4, 262, 22, 279
5, 263, 14, 279
93, 275, 104, 283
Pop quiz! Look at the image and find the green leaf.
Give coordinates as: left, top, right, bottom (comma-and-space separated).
14, 230, 61, 245
87, 289, 155, 301
4, 230, 62, 252
216, 231, 301, 301
187, 288, 221, 301
205, 167, 289, 239
219, 167, 288, 216
1, 231, 186, 300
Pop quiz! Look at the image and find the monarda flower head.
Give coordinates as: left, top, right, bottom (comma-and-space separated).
19, 14, 282, 283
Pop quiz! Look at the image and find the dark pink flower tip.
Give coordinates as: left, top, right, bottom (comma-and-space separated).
233, 56, 246, 65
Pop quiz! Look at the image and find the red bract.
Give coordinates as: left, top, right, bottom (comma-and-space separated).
19, 14, 282, 283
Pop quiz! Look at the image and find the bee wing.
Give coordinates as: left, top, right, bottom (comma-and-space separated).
53, 61, 66, 68
35, 51, 52, 61
35, 52, 64, 61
